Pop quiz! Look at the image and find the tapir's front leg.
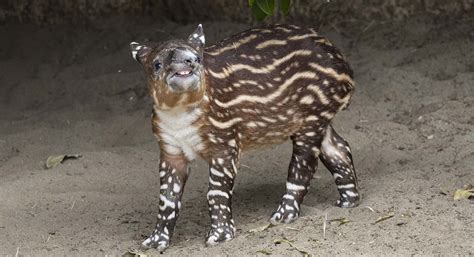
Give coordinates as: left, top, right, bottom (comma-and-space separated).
205, 151, 240, 246
142, 153, 189, 251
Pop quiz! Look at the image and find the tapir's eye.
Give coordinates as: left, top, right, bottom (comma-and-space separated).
153, 61, 161, 71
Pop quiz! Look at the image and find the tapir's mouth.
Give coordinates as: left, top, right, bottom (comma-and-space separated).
166, 66, 201, 92
172, 69, 194, 78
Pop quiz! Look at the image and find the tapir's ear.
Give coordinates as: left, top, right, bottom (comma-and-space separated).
130, 42, 152, 64
187, 24, 205, 51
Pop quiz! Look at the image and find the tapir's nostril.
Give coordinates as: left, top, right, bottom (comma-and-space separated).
172, 48, 198, 65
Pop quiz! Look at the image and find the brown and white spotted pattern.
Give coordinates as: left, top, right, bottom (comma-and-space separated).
130, 23, 360, 251
141, 153, 189, 250
206, 154, 239, 245
320, 126, 360, 207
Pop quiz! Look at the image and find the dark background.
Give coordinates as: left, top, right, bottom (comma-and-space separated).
1, 0, 473, 24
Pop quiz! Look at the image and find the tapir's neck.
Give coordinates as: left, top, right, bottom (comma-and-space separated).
153, 104, 206, 160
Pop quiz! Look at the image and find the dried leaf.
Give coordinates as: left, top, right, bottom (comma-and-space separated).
329, 217, 350, 226
45, 154, 81, 169
374, 213, 395, 224
256, 249, 272, 255
274, 238, 309, 256
249, 223, 274, 233
453, 188, 474, 200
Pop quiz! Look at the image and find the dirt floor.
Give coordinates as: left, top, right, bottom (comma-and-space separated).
0, 15, 473, 256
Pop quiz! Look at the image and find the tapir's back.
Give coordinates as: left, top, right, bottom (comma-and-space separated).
202, 24, 355, 149
204, 24, 353, 80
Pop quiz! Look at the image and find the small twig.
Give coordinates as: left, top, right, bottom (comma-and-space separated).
374, 213, 395, 224
284, 226, 300, 231
317, 1, 328, 31
452, 146, 461, 165
241, 164, 257, 171
364, 206, 377, 213
134, 220, 142, 241
127, 247, 150, 256
362, 20, 376, 33
249, 223, 273, 233
42, 234, 51, 244
329, 217, 350, 226
323, 213, 328, 238
329, 22, 341, 34
15, 247, 20, 257
70, 200, 76, 210
256, 249, 272, 255
274, 238, 309, 256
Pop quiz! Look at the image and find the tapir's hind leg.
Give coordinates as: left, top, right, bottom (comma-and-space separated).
270, 125, 323, 224
320, 126, 360, 207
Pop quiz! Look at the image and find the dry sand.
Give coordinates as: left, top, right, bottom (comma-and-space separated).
0, 16, 473, 255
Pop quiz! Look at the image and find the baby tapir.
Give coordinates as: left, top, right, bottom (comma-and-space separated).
130, 24, 360, 251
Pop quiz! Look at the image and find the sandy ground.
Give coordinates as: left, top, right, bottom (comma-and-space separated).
0, 16, 473, 256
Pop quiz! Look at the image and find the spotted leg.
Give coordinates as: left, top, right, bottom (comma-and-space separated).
320, 126, 360, 207
270, 132, 321, 224
142, 153, 189, 251
205, 153, 240, 246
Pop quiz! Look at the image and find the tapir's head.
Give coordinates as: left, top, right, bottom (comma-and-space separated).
130, 24, 206, 109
